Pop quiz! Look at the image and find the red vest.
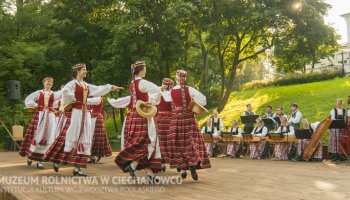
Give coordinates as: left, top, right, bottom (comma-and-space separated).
91, 98, 103, 114
158, 96, 172, 112
171, 86, 191, 113
37, 91, 55, 112
73, 82, 89, 110
128, 79, 149, 110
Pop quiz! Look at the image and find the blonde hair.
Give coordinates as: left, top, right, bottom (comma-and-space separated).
301, 119, 309, 128
280, 116, 288, 123
256, 118, 263, 124
337, 98, 343, 103
232, 120, 238, 126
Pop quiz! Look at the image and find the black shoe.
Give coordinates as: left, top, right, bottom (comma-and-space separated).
176, 167, 181, 172
162, 165, 166, 172
36, 163, 44, 169
124, 165, 136, 178
73, 170, 87, 176
53, 164, 59, 172
147, 175, 160, 184
96, 156, 102, 162
181, 171, 187, 179
27, 159, 32, 166
88, 157, 96, 164
189, 167, 198, 181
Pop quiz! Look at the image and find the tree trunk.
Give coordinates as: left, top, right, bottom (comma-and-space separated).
16, 0, 24, 37
217, 67, 237, 112
217, 41, 225, 105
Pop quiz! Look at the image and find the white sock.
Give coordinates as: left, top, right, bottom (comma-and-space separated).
130, 161, 139, 170
38, 162, 43, 166
74, 167, 80, 172
145, 168, 154, 176
182, 170, 186, 173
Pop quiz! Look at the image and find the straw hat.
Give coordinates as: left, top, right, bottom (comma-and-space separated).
24, 107, 36, 113
63, 102, 74, 111
136, 100, 157, 118
188, 101, 208, 115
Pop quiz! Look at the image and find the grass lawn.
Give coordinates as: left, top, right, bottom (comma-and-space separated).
198, 77, 350, 144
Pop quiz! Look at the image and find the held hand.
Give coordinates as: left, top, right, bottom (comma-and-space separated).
112, 85, 124, 91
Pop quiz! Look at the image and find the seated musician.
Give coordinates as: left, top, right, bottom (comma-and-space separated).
248, 118, 268, 159
210, 110, 224, 156
272, 116, 295, 160
226, 120, 243, 158
262, 105, 277, 131
295, 119, 322, 161
201, 119, 220, 157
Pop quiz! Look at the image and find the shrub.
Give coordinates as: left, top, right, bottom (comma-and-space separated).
241, 71, 342, 91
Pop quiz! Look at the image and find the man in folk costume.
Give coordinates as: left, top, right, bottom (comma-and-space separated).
209, 110, 224, 157
19, 77, 62, 169
87, 97, 112, 163
241, 104, 257, 133
272, 116, 295, 160
109, 61, 162, 183
262, 105, 277, 131
288, 103, 302, 128
156, 78, 174, 172
163, 70, 211, 181
44, 63, 122, 176
329, 98, 346, 160
344, 96, 350, 155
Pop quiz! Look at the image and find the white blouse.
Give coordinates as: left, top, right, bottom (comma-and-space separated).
25, 90, 62, 108
227, 127, 243, 138
108, 77, 161, 108
330, 108, 344, 120
251, 126, 268, 137
275, 125, 295, 136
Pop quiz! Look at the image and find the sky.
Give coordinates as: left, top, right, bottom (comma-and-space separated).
324, 0, 350, 44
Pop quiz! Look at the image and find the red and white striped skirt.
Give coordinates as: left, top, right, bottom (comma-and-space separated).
43, 112, 88, 168
227, 142, 241, 157
115, 111, 162, 173
155, 111, 172, 163
297, 139, 322, 159
19, 112, 40, 159
248, 141, 266, 159
91, 115, 112, 157
329, 128, 345, 154
273, 142, 293, 160
168, 112, 211, 170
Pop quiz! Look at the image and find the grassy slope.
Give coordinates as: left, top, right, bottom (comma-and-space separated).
198, 77, 350, 143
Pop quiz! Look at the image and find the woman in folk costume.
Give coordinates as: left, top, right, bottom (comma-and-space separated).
272, 116, 295, 160
156, 78, 174, 172
163, 70, 211, 181
249, 118, 268, 159
226, 120, 243, 158
109, 61, 162, 183
201, 119, 215, 157
295, 119, 322, 161
328, 98, 346, 159
19, 77, 62, 169
44, 63, 122, 176
87, 97, 112, 163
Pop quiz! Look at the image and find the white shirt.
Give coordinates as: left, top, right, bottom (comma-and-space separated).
201, 126, 220, 137
251, 126, 268, 137
162, 85, 207, 106
25, 90, 62, 108
241, 111, 257, 116
275, 125, 295, 136
288, 110, 302, 124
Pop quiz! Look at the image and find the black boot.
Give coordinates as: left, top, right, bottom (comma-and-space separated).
189, 166, 198, 181
124, 165, 136, 179
36, 162, 44, 169
181, 171, 187, 179
162, 165, 166, 172
88, 157, 96, 164
96, 156, 102, 162
53, 163, 59, 172
27, 159, 32, 166
73, 169, 87, 177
